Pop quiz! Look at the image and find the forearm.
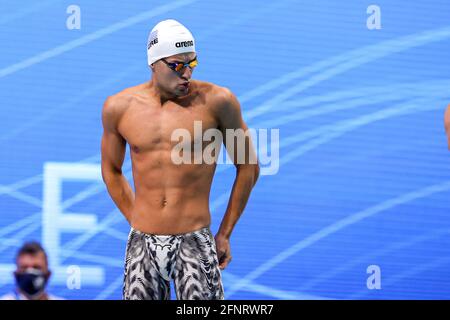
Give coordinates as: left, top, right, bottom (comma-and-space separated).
102, 170, 135, 222
218, 164, 259, 239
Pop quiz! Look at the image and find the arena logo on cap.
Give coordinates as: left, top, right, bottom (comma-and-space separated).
175, 40, 194, 48
147, 30, 158, 50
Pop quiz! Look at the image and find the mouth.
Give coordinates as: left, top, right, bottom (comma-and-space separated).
179, 82, 189, 89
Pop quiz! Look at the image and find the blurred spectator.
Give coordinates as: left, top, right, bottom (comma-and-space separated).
1, 241, 63, 300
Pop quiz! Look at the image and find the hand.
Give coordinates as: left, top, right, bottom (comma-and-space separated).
214, 234, 232, 270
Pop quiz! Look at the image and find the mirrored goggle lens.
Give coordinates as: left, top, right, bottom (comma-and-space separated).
174, 59, 198, 72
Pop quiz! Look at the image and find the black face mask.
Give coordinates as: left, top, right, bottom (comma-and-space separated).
15, 268, 48, 298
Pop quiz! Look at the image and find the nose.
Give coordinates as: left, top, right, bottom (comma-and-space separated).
180, 66, 193, 80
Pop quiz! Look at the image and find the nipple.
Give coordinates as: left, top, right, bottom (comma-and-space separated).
131, 145, 140, 153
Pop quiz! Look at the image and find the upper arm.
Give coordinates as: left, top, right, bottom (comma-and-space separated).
101, 96, 126, 175
217, 88, 247, 132
215, 87, 257, 165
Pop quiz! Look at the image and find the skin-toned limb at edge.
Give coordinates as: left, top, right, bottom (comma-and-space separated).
445, 104, 450, 149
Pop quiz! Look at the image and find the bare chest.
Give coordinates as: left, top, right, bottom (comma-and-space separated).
118, 99, 218, 153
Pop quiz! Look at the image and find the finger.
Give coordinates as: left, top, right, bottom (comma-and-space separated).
219, 256, 227, 269
217, 250, 225, 262
219, 256, 232, 270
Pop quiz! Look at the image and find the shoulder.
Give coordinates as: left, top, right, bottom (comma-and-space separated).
103, 85, 141, 115
102, 83, 146, 129
194, 80, 240, 115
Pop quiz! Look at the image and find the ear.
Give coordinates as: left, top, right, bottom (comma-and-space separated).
150, 63, 155, 72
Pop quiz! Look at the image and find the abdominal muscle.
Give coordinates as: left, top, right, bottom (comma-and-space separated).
129, 151, 216, 235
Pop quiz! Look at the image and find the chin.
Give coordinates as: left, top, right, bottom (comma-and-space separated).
175, 89, 189, 97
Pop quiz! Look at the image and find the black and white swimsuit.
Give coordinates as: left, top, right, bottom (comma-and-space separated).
123, 226, 224, 300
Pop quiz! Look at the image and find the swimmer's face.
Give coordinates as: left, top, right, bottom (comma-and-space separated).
151, 52, 197, 97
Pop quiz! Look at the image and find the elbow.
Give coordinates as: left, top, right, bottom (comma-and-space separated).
101, 163, 122, 184
101, 167, 110, 184
237, 163, 260, 187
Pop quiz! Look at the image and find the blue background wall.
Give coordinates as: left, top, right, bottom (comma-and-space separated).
1, 0, 450, 299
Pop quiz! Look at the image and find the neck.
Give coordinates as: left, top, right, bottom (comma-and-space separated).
149, 79, 177, 105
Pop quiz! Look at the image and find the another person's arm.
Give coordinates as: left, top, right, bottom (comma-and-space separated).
444, 104, 450, 149
215, 88, 260, 270
101, 96, 135, 222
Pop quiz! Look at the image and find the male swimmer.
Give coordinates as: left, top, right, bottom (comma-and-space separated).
101, 19, 259, 300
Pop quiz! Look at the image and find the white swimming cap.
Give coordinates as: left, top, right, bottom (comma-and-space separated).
147, 19, 196, 66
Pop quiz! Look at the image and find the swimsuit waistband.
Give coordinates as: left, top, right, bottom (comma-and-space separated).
130, 225, 212, 238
